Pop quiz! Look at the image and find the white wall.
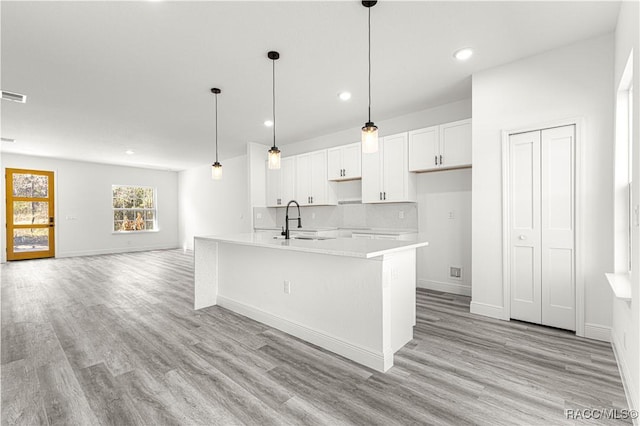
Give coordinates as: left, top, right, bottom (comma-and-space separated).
283, 99, 471, 155
471, 35, 615, 335
1, 153, 179, 261
612, 0, 639, 412
178, 154, 251, 251
417, 168, 472, 296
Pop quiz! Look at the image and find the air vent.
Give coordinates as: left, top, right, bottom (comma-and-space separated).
1, 91, 27, 103
449, 266, 462, 280
1, 137, 15, 143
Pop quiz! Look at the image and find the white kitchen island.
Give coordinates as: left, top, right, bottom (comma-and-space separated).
194, 233, 428, 372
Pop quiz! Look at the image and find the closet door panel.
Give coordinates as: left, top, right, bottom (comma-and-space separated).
509, 131, 542, 324
541, 125, 575, 331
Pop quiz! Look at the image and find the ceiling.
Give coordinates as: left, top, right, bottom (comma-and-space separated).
1, 1, 620, 171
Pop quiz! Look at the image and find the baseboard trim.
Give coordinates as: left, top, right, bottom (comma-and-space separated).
583, 323, 611, 342
470, 301, 506, 320
611, 331, 639, 423
217, 295, 391, 372
57, 245, 179, 258
418, 279, 471, 296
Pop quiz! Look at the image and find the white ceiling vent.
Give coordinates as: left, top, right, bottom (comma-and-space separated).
1, 91, 27, 103
1, 138, 16, 143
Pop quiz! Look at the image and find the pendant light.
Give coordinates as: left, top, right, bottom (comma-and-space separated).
210, 88, 223, 180
361, 0, 379, 154
267, 51, 281, 169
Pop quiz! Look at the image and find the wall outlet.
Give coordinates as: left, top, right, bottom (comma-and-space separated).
399, 211, 404, 219
448, 211, 455, 220
256, 213, 262, 220
283, 280, 291, 294
449, 266, 462, 279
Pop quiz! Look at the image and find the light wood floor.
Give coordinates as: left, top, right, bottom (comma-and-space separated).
1, 249, 631, 425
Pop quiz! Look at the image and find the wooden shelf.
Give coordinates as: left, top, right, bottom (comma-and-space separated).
605, 273, 632, 301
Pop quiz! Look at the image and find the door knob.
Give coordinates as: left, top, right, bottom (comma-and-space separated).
519, 235, 526, 240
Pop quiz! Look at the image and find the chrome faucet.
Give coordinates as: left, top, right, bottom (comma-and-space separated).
283, 200, 302, 239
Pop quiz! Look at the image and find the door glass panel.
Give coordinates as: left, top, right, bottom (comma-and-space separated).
13, 228, 49, 253
12, 173, 49, 198
13, 201, 49, 225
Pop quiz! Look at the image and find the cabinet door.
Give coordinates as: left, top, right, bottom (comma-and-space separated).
361, 145, 382, 203
408, 126, 440, 171
295, 154, 312, 205
439, 119, 471, 168
265, 160, 282, 207
327, 147, 343, 181
382, 133, 408, 202
281, 157, 296, 205
309, 150, 328, 204
342, 143, 362, 179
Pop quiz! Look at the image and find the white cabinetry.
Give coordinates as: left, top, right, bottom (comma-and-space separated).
409, 119, 471, 172
295, 150, 337, 206
362, 132, 416, 203
265, 157, 296, 207
327, 143, 361, 181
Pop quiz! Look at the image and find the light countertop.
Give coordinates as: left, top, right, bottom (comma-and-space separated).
195, 232, 429, 259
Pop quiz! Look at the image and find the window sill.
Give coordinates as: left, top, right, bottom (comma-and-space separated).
112, 230, 159, 235
605, 273, 632, 301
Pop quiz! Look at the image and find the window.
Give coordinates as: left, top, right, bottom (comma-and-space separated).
614, 51, 634, 273
112, 185, 156, 232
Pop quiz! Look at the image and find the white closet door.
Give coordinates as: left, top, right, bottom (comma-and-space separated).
509, 131, 542, 324
541, 125, 575, 331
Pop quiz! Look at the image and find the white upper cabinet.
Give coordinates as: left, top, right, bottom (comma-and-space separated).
327, 143, 362, 181
265, 156, 296, 207
408, 119, 471, 172
362, 132, 416, 204
295, 150, 337, 206
265, 160, 282, 207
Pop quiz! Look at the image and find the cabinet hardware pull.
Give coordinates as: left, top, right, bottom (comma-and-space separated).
435, 155, 438, 165
383, 192, 386, 200
379, 192, 382, 200
440, 155, 443, 165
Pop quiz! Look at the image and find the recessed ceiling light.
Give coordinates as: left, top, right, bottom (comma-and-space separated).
125, 150, 135, 155
454, 48, 473, 61
264, 120, 274, 127
338, 92, 352, 101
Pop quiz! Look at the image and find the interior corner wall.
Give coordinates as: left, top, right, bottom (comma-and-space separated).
178, 154, 251, 251
471, 34, 615, 330
1, 154, 179, 261
612, 0, 640, 412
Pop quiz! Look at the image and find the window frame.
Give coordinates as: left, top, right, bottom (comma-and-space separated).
111, 184, 158, 233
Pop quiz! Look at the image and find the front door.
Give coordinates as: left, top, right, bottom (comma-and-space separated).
6, 168, 55, 260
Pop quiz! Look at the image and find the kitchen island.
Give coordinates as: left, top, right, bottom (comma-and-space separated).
194, 233, 428, 372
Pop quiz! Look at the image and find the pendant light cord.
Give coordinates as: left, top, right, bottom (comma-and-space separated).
215, 92, 219, 162
272, 58, 276, 149
368, 5, 371, 123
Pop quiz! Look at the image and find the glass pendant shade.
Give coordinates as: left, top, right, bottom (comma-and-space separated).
361, 122, 379, 153
211, 162, 223, 180
268, 146, 281, 170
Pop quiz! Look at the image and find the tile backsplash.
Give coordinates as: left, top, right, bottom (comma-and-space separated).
254, 203, 417, 230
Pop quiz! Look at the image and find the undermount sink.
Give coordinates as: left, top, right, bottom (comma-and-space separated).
272, 235, 335, 241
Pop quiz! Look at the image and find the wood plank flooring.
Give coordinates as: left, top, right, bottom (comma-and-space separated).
1, 249, 631, 425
